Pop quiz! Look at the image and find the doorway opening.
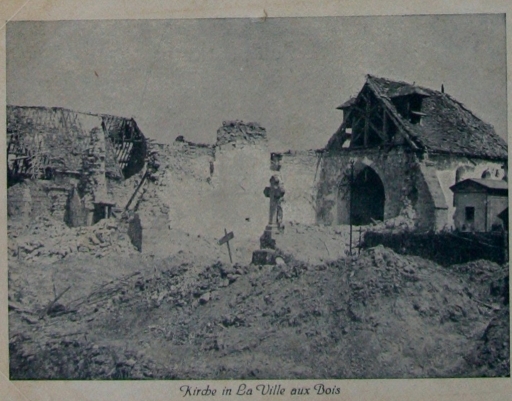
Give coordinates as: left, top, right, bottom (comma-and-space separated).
350, 166, 385, 225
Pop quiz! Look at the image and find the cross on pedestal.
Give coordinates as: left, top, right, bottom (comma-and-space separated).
264, 174, 285, 228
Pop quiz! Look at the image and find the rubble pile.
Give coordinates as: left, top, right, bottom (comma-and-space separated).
466, 306, 510, 377
9, 215, 139, 264
272, 222, 358, 264
367, 199, 417, 232
8, 259, 251, 379
8, 244, 509, 379
344, 246, 481, 324
450, 259, 509, 303
9, 332, 164, 380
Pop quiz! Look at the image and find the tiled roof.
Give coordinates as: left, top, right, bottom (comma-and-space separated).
450, 178, 508, 192
365, 75, 508, 160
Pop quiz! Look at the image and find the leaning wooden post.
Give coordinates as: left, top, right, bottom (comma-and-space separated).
124, 169, 149, 211
224, 228, 233, 263
218, 229, 234, 263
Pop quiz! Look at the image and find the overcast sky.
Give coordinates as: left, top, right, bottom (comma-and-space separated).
6, 15, 507, 152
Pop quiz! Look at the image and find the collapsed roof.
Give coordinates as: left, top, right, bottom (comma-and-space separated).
7, 106, 147, 184
331, 75, 507, 160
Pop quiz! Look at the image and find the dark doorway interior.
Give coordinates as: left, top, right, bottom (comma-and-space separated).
351, 167, 385, 225
92, 202, 115, 225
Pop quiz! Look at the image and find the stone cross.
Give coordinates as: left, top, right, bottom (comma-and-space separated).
264, 174, 285, 227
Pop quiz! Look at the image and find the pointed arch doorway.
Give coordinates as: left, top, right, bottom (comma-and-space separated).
337, 165, 385, 226
351, 166, 385, 225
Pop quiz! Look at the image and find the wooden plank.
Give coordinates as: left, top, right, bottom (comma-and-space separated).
124, 169, 149, 211
218, 231, 234, 245
401, 132, 419, 150
122, 143, 133, 167
332, 121, 346, 138
114, 142, 124, 161
118, 141, 132, 169
350, 116, 363, 146
116, 141, 126, 164
219, 228, 233, 263
39, 286, 71, 320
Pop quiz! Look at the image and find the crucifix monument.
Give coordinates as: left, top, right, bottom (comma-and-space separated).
264, 174, 285, 228
258, 174, 285, 251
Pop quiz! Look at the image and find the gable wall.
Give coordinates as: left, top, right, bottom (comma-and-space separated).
315, 146, 418, 226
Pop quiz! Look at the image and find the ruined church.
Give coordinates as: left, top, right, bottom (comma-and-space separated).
276, 75, 508, 232
6, 75, 509, 251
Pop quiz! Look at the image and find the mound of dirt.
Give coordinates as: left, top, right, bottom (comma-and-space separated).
464, 306, 510, 377
9, 245, 509, 379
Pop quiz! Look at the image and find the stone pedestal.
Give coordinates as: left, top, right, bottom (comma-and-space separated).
259, 224, 284, 249
253, 224, 284, 265
251, 249, 277, 265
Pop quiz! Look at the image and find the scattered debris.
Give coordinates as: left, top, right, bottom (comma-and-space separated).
8, 245, 509, 379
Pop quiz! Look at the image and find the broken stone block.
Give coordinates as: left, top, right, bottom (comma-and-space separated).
199, 292, 211, 305
275, 256, 286, 266
95, 232, 106, 243
89, 235, 100, 246
220, 265, 236, 276
252, 249, 277, 265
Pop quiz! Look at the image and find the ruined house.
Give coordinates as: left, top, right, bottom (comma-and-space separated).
275, 75, 508, 231
7, 105, 147, 226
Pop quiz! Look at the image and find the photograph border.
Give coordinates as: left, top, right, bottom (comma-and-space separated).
1, 1, 511, 400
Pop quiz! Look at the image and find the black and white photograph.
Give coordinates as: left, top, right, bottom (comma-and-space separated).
5, 13, 509, 382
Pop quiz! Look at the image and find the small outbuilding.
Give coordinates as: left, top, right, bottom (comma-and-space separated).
450, 178, 508, 232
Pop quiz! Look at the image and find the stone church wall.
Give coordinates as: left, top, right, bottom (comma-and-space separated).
278, 146, 507, 232
314, 147, 417, 226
